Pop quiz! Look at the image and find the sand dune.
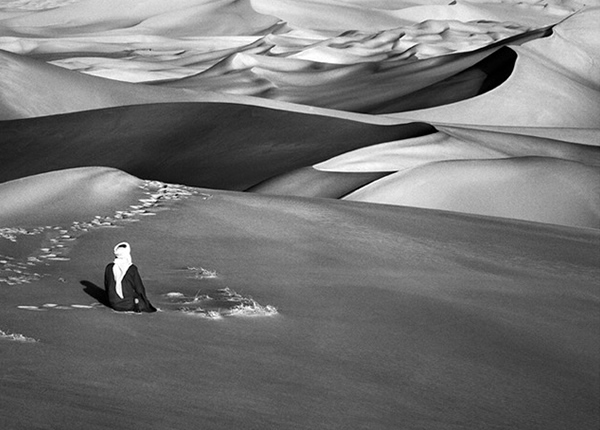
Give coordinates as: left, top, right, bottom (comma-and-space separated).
250, 0, 577, 31
0, 102, 433, 189
0, 0, 280, 37
162, 38, 530, 112
345, 156, 600, 229
1, 1, 599, 429
385, 7, 600, 127
312, 126, 600, 227
1, 169, 598, 429
315, 127, 600, 173
0, 47, 357, 120
0, 0, 572, 118
0, 48, 210, 119
0, 167, 143, 226
247, 167, 391, 199
0, 23, 548, 118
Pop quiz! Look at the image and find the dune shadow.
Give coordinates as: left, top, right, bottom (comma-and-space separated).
81, 280, 110, 308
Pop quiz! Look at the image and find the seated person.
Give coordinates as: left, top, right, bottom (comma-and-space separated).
104, 242, 156, 313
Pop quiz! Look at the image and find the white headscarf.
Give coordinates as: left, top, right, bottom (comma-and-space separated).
113, 242, 132, 299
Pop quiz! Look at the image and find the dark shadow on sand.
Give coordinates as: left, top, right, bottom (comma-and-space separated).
81, 280, 110, 308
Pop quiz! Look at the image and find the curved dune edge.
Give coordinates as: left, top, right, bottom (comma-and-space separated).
0, 48, 233, 120
0, 3, 595, 129
0, 102, 434, 189
247, 167, 392, 198
0, 30, 538, 120
384, 8, 600, 128
314, 127, 600, 173
0, 0, 280, 37
0, 46, 420, 123
0, 167, 144, 226
250, 0, 577, 31
158, 31, 541, 113
344, 157, 600, 229
313, 126, 600, 229
0, 1, 569, 120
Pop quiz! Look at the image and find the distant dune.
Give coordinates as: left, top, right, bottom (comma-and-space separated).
345, 156, 600, 229
0, 48, 228, 120
0, 102, 433, 189
385, 8, 600, 127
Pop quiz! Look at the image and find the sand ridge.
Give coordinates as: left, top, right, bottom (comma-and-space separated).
0, 1, 570, 118
344, 156, 600, 229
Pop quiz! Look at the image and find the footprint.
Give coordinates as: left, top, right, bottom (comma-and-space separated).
17, 305, 46, 311
19, 303, 100, 311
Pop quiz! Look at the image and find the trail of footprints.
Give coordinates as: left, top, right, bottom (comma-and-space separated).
1, 180, 210, 286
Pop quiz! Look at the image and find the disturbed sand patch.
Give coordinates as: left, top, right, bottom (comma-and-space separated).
0, 327, 37, 343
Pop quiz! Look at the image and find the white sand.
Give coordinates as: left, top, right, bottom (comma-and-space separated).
0, 167, 143, 226
345, 156, 600, 229
0, 1, 598, 428
383, 8, 600, 127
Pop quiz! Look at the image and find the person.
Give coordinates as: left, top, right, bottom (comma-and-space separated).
104, 242, 157, 313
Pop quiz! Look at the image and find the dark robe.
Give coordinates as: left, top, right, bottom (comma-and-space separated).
104, 263, 157, 313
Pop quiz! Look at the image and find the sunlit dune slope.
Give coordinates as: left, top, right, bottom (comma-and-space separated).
0, 102, 433, 189
0, 49, 200, 119
345, 156, 600, 229
386, 8, 600, 127
0, 28, 543, 119
0, 167, 144, 226
311, 122, 600, 228
0, 1, 573, 118
158, 27, 549, 112
315, 126, 600, 173
0, 0, 280, 37
0, 47, 385, 121
250, 0, 577, 31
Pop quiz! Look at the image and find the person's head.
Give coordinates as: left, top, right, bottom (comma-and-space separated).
113, 242, 131, 259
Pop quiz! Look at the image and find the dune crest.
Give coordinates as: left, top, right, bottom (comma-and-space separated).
385, 8, 600, 127
0, 167, 143, 226
0, 0, 280, 37
315, 127, 600, 173
344, 157, 600, 229
0, 0, 576, 119
250, 0, 577, 31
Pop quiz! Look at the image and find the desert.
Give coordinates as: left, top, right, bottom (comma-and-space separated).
1, 1, 598, 429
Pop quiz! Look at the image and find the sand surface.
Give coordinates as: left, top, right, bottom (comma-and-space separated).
1, 170, 598, 429
1, 1, 599, 429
